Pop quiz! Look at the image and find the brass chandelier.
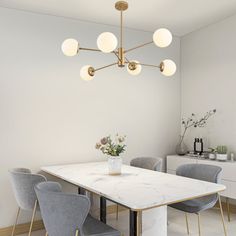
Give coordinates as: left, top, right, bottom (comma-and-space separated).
61, 1, 176, 80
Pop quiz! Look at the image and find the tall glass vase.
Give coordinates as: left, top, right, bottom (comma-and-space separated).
176, 136, 188, 156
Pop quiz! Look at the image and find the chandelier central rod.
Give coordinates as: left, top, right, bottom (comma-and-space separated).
115, 1, 128, 67
120, 10, 123, 49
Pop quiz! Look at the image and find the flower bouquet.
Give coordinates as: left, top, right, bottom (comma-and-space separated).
96, 134, 126, 175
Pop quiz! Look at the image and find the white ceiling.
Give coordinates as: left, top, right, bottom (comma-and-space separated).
1, 0, 236, 36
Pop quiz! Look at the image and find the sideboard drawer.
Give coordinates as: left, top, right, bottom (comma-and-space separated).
220, 180, 236, 199
167, 155, 236, 200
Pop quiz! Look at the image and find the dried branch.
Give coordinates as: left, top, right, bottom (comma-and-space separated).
180, 109, 216, 144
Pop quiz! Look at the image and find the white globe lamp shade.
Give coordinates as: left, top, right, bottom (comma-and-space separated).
153, 28, 172, 48
80, 65, 95, 81
97, 32, 118, 53
161, 59, 176, 77
127, 60, 142, 76
61, 38, 79, 56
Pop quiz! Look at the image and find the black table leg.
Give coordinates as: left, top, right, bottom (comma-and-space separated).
78, 187, 86, 195
100, 196, 107, 223
78, 187, 81, 194
130, 210, 137, 236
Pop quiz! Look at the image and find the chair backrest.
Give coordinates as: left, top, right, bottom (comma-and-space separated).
176, 164, 222, 183
176, 164, 222, 206
9, 168, 46, 210
130, 157, 162, 171
35, 181, 90, 236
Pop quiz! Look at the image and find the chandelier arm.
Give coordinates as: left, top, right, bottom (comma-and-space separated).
79, 47, 101, 52
113, 51, 122, 63
125, 41, 153, 53
94, 62, 118, 72
137, 62, 161, 69
125, 56, 130, 63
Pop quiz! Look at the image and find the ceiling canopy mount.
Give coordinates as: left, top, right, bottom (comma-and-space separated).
115, 1, 128, 11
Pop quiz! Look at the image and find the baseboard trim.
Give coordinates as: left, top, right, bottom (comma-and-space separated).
0, 220, 44, 236
0, 205, 126, 236
216, 200, 236, 214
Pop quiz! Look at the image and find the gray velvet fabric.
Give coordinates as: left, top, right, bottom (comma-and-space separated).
82, 215, 120, 236
9, 168, 47, 211
35, 182, 121, 236
130, 157, 162, 171
170, 164, 222, 213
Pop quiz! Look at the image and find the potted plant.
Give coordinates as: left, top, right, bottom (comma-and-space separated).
216, 145, 228, 161
95, 134, 126, 175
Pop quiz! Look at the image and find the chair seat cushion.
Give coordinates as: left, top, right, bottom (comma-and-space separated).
170, 195, 217, 213
82, 214, 121, 236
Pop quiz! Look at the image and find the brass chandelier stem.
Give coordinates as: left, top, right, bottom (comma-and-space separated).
120, 10, 123, 49
118, 9, 125, 67
118, 48, 125, 67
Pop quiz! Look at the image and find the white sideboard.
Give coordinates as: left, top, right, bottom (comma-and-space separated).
166, 155, 236, 200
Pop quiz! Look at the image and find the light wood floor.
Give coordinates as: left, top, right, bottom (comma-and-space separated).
19, 207, 235, 236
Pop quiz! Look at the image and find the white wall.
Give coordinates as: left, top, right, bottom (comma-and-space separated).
181, 14, 236, 154
0, 7, 181, 227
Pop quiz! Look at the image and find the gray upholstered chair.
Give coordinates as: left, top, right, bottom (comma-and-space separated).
35, 181, 121, 236
130, 157, 162, 171
9, 168, 47, 236
170, 164, 227, 236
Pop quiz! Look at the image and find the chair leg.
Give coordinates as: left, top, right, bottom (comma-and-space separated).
11, 207, 21, 236
28, 200, 37, 236
75, 229, 79, 236
185, 213, 190, 235
219, 195, 228, 236
226, 197, 231, 222
197, 213, 201, 236
116, 204, 119, 220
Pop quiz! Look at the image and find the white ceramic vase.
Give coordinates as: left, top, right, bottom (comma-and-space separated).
216, 154, 228, 161
107, 156, 122, 175
209, 153, 216, 160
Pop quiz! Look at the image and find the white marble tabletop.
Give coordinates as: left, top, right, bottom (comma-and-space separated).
41, 161, 225, 211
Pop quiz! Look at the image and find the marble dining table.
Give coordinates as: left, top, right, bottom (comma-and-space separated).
41, 161, 225, 236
